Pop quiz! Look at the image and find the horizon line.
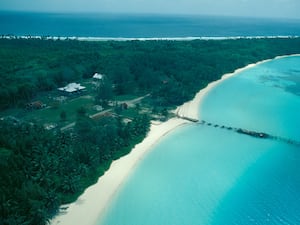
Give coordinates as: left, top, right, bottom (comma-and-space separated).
1, 10, 300, 21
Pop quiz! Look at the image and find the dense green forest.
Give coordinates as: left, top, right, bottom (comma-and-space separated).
1, 37, 300, 225
1, 38, 300, 109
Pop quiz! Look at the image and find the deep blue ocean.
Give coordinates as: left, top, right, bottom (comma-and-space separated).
98, 56, 300, 225
1, 11, 300, 37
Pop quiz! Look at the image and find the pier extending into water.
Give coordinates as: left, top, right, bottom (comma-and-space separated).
177, 115, 300, 147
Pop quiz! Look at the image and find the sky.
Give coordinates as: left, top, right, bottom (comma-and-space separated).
0, 0, 300, 19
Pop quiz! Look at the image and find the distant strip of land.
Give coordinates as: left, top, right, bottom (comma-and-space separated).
1, 35, 299, 41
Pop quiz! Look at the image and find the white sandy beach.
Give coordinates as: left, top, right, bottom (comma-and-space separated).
50, 54, 299, 225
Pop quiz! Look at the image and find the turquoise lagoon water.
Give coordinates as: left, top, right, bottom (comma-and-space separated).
98, 56, 300, 225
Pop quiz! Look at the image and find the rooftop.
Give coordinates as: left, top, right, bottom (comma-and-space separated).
58, 83, 86, 93
93, 73, 104, 80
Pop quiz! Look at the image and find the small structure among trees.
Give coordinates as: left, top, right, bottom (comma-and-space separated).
93, 73, 104, 80
95, 77, 113, 107
26, 101, 45, 110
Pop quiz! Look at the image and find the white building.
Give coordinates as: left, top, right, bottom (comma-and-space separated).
58, 83, 86, 93
93, 73, 104, 80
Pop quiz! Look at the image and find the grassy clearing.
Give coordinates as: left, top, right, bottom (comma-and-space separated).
23, 96, 96, 124
115, 94, 139, 101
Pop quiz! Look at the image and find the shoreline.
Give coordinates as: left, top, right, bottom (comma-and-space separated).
50, 118, 189, 225
50, 54, 300, 225
1, 35, 299, 42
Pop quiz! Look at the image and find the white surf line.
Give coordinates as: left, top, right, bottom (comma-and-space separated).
0, 35, 299, 41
